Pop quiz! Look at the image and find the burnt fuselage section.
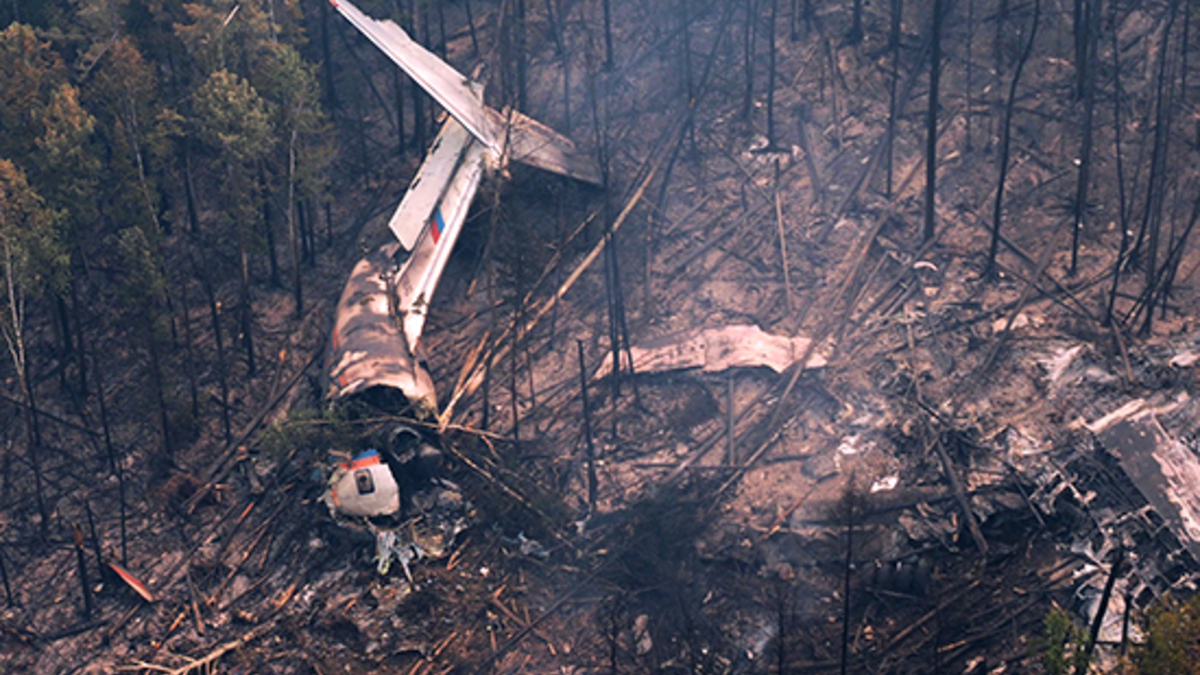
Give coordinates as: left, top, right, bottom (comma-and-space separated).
326, 243, 437, 417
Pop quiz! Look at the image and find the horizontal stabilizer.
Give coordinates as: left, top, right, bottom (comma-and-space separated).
490, 109, 603, 186
328, 0, 497, 153
330, 0, 601, 185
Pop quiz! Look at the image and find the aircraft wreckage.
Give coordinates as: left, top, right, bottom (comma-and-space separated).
319, 0, 601, 566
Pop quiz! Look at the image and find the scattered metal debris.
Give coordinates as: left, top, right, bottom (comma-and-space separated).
321, 426, 471, 576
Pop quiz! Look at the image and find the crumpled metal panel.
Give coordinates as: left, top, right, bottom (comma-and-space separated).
1098, 411, 1200, 562
489, 107, 603, 185
327, 244, 437, 417
595, 324, 828, 378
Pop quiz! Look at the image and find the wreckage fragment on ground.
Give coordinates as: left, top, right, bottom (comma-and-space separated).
594, 324, 829, 378
323, 0, 600, 418
320, 425, 471, 576
319, 0, 600, 570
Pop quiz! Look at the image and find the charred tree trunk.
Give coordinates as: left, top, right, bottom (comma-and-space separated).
287, 131, 302, 320
839, 481, 856, 675
602, 0, 614, 68
922, 0, 943, 243
69, 277, 87, 398
1070, 0, 1098, 275
577, 339, 597, 513
52, 292, 73, 396
1134, 8, 1178, 335
410, 5, 425, 150
743, 0, 758, 120
142, 308, 171, 458
260, 163, 280, 288
436, 0, 447, 59
1104, 4, 1130, 326
991, 0, 1010, 151
765, 0, 780, 148
21, 358, 50, 540
238, 237, 256, 377
849, 0, 864, 43
198, 266, 232, 445
986, 0, 1040, 276
1074, 0, 1087, 98
965, 0, 974, 151
0, 544, 13, 607
464, 0, 480, 57
517, 0, 528, 112
320, 0, 338, 114
89, 330, 125, 564
886, 0, 902, 196
392, 69, 406, 154
183, 139, 201, 235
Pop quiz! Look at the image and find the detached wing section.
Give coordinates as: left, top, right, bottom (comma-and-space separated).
328, 0, 497, 155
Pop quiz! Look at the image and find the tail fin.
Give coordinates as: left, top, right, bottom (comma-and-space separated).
328, 0, 601, 185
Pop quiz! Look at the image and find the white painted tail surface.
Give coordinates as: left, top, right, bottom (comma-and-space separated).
328, 0, 600, 185
328, 0, 497, 154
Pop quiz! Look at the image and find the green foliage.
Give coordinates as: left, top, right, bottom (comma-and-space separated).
1032, 607, 1089, 675
1133, 594, 1200, 675
257, 407, 353, 463
255, 41, 332, 200
175, 0, 275, 75
0, 160, 67, 297
256, 42, 322, 132
31, 83, 100, 228
193, 69, 272, 161
0, 24, 99, 237
0, 24, 68, 161
83, 37, 171, 233
114, 225, 167, 305
0, 159, 66, 370
193, 68, 272, 242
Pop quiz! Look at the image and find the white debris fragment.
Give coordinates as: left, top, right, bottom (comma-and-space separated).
837, 435, 861, 455
1039, 344, 1084, 385
870, 475, 899, 493
633, 614, 654, 655
991, 312, 1030, 333
1170, 351, 1199, 368
1085, 399, 1147, 434
375, 530, 425, 580
1003, 426, 1044, 457
323, 449, 401, 518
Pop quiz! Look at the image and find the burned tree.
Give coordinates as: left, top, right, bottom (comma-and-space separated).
986, 0, 1040, 276
922, 0, 944, 243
